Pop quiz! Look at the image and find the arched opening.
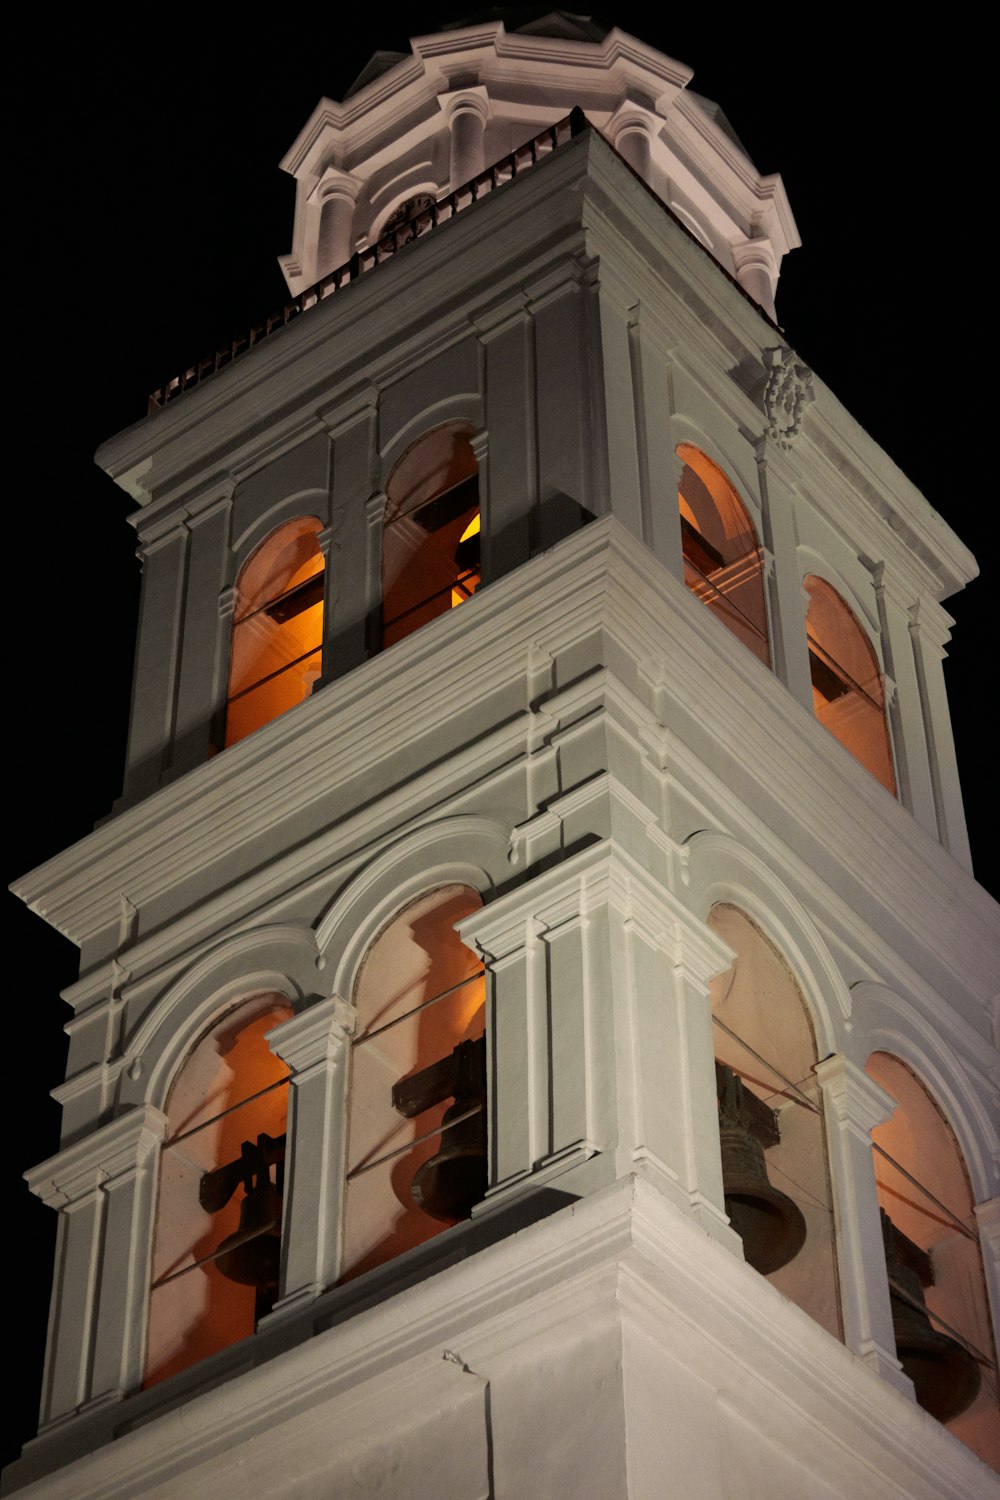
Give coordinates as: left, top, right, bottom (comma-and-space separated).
676, 444, 769, 668
382, 423, 480, 650
707, 904, 840, 1338
341, 884, 486, 1282
145, 992, 294, 1388
804, 576, 895, 793
225, 517, 324, 747
866, 1053, 998, 1467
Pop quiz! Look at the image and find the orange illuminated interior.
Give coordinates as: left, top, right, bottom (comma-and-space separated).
866, 1053, 999, 1467
145, 994, 293, 1388
382, 423, 480, 649
708, 904, 841, 1340
804, 575, 895, 793
341, 884, 486, 1283
676, 443, 770, 668
225, 517, 324, 747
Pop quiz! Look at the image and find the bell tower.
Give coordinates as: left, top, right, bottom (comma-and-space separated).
8, 15, 999, 1498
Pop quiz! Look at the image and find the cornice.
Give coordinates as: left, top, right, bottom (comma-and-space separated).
13, 519, 998, 1010
95, 132, 967, 615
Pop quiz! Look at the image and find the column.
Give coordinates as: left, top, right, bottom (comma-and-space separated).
609, 111, 654, 179
26, 1105, 167, 1423
264, 997, 356, 1316
439, 89, 491, 186
732, 236, 777, 320
815, 1054, 914, 1397
313, 168, 363, 282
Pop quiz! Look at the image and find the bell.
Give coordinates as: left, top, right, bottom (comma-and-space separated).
215, 1176, 283, 1291
202, 1134, 285, 1294
718, 1064, 807, 1275
393, 1036, 487, 1223
882, 1213, 981, 1423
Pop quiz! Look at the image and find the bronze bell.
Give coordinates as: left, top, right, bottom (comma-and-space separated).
717, 1063, 807, 1275
393, 1035, 487, 1223
881, 1212, 981, 1423
215, 1177, 283, 1291
201, 1133, 285, 1292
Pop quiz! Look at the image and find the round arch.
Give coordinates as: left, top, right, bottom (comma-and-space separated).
379, 403, 484, 484
671, 435, 770, 670
668, 416, 762, 526
683, 830, 850, 1054
368, 180, 441, 244
316, 815, 513, 1001
121, 924, 318, 1116
229, 488, 330, 575
853, 982, 998, 1203
795, 545, 881, 642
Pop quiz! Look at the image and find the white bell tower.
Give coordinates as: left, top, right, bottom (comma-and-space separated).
8, 16, 999, 1498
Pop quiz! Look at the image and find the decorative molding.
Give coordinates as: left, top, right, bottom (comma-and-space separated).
815, 1053, 896, 1140
26, 1105, 167, 1209
266, 995, 356, 1072
763, 345, 814, 448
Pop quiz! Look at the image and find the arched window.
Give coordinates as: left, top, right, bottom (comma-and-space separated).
866, 1053, 998, 1467
676, 443, 769, 668
707, 904, 840, 1339
145, 993, 293, 1388
341, 884, 486, 1282
382, 423, 480, 650
225, 517, 325, 747
804, 576, 895, 793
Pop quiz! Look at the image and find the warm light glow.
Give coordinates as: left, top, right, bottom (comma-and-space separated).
866, 1053, 999, 1464
145, 994, 293, 1389
451, 513, 481, 608
804, 576, 895, 793
676, 444, 769, 668
708, 905, 840, 1339
225, 517, 325, 747
382, 423, 480, 649
342, 884, 485, 1282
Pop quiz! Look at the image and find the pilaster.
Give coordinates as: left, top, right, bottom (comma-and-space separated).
908, 595, 973, 869
814, 1054, 914, 1398
26, 1105, 167, 1423
169, 486, 234, 777
264, 997, 357, 1315
754, 438, 813, 709
459, 844, 740, 1251
118, 521, 188, 806
870, 564, 935, 828
319, 388, 379, 681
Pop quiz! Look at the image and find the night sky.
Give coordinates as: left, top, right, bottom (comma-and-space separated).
5, 12, 994, 1473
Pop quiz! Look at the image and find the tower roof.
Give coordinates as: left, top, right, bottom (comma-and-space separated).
277, 19, 798, 312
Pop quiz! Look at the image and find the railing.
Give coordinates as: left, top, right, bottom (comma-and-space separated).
148, 108, 588, 414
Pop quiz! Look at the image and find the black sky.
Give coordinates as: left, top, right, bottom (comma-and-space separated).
4, 12, 994, 1473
